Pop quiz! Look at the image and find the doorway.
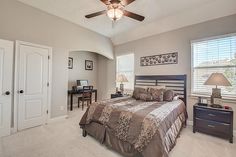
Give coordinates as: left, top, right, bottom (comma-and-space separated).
14, 41, 52, 131
0, 39, 14, 137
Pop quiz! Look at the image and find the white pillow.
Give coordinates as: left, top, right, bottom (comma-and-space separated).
173, 95, 180, 101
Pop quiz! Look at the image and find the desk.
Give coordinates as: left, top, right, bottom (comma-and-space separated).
68, 89, 97, 111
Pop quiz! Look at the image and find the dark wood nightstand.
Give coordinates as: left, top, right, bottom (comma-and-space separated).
193, 103, 233, 143
111, 93, 124, 99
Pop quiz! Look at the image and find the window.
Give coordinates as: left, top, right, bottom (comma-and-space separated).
191, 34, 236, 97
116, 54, 134, 90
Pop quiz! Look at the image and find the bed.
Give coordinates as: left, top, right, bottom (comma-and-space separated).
79, 75, 187, 157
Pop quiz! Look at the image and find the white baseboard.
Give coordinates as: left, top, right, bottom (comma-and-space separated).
187, 120, 236, 136
10, 127, 17, 134
48, 115, 68, 123
9, 115, 68, 136
187, 120, 193, 126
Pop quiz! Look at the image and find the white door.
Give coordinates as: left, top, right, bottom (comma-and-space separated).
16, 42, 51, 130
0, 39, 13, 137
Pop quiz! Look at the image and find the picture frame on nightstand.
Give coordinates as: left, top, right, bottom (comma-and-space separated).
198, 97, 208, 106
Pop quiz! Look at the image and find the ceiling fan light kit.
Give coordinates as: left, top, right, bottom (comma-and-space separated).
107, 5, 124, 21
85, 0, 145, 22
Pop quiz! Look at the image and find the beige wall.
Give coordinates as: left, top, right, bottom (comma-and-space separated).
68, 51, 98, 104
97, 55, 116, 100
0, 0, 113, 119
68, 51, 98, 90
102, 14, 236, 129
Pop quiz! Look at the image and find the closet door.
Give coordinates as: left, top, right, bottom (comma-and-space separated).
0, 39, 13, 137
16, 41, 51, 130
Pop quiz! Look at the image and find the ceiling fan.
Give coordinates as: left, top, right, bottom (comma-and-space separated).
85, 0, 145, 22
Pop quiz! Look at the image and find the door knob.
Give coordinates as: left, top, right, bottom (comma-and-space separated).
5, 91, 10, 95
19, 90, 24, 94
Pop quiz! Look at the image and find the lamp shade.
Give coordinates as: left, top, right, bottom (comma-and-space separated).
204, 73, 232, 86
116, 74, 128, 83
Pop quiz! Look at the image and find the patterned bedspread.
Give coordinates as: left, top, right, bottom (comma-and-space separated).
80, 96, 186, 157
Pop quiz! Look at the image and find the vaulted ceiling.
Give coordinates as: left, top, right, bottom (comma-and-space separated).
18, 0, 236, 45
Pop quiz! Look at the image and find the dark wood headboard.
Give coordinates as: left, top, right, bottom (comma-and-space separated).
135, 75, 187, 106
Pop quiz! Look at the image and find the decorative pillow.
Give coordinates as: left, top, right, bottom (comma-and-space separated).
132, 87, 147, 99
163, 90, 175, 101
139, 93, 152, 101
149, 88, 164, 102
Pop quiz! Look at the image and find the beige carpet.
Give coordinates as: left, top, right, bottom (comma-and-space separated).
0, 108, 235, 157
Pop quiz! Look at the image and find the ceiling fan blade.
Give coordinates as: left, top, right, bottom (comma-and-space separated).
100, 0, 110, 5
123, 10, 145, 21
85, 10, 107, 18
121, 0, 135, 6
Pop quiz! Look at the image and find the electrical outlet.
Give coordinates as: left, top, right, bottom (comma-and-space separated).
60, 106, 64, 111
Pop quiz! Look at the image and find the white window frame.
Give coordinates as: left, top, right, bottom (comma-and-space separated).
191, 32, 236, 98
116, 53, 134, 92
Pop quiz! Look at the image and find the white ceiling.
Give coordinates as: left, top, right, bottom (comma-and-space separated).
17, 0, 236, 45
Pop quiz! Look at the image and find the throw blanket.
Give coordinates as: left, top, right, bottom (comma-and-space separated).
80, 96, 186, 157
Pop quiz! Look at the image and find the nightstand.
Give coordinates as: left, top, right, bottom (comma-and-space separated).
193, 103, 233, 143
111, 93, 124, 99
111, 93, 130, 99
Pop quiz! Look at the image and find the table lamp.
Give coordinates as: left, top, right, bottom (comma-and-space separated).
116, 74, 128, 94
204, 72, 231, 107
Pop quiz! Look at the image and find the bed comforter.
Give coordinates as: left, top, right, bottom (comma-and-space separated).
80, 96, 187, 157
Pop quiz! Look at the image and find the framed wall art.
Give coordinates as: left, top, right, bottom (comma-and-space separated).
140, 52, 178, 66
85, 60, 93, 70
68, 57, 73, 69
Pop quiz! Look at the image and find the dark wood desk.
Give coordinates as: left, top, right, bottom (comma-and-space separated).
68, 89, 97, 111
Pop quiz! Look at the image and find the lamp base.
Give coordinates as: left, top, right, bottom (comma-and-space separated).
211, 88, 222, 104
212, 88, 221, 97
120, 83, 124, 94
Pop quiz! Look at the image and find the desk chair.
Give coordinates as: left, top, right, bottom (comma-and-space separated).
78, 86, 93, 110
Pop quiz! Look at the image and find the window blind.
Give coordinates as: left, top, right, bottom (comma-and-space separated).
192, 34, 236, 97
116, 53, 134, 90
